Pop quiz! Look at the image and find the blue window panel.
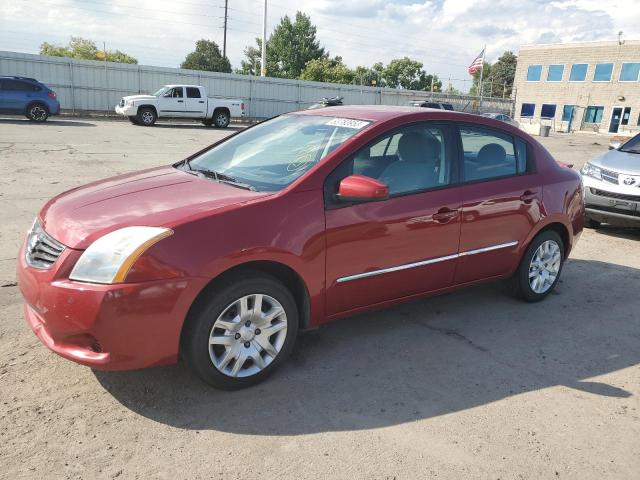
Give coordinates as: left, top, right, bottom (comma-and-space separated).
584, 106, 604, 124
547, 64, 564, 81
593, 63, 613, 81
527, 65, 542, 81
620, 63, 640, 81
569, 64, 588, 81
562, 105, 574, 122
521, 103, 535, 117
541, 104, 556, 119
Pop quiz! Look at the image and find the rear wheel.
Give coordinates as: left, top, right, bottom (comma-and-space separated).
510, 230, 564, 302
26, 103, 49, 122
212, 109, 230, 128
136, 107, 157, 126
181, 271, 298, 390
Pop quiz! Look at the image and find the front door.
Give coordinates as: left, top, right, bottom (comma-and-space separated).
158, 87, 186, 117
324, 122, 462, 316
609, 107, 623, 133
454, 124, 543, 284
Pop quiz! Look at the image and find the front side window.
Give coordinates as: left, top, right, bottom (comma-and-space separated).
569, 63, 588, 81
547, 64, 564, 81
164, 87, 183, 98
186, 87, 201, 98
460, 126, 522, 182
541, 104, 557, 119
620, 63, 640, 81
347, 124, 452, 196
527, 65, 542, 81
189, 114, 370, 192
584, 106, 604, 124
593, 63, 613, 81
521, 103, 535, 117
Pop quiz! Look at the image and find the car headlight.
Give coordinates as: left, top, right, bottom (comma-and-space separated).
581, 162, 602, 180
69, 226, 173, 284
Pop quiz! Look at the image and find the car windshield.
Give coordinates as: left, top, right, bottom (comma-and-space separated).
186, 114, 371, 191
152, 87, 167, 96
619, 134, 640, 154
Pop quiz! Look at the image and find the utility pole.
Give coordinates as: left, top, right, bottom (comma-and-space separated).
261, 0, 267, 76
222, 0, 228, 58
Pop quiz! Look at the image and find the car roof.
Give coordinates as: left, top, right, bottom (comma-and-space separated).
0, 76, 39, 83
292, 104, 485, 123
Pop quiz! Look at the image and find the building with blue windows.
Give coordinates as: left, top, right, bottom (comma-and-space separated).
513, 40, 640, 135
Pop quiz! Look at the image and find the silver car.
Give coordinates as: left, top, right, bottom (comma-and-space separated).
581, 133, 640, 227
481, 112, 518, 127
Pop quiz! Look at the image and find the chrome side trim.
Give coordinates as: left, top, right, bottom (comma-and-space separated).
336, 241, 519, 284
458, 240, 519, 257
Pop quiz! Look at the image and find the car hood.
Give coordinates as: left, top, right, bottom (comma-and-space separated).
122, 94, 157, 102
589, 149, 640, 174
40, 166, 271, 249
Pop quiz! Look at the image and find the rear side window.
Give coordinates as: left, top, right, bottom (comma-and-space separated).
186, 87, 201, 98
460, 126, 529, 182
2, 80, 39, 91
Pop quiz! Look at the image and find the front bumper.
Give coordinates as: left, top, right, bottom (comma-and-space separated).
115, 104, 138, 116
582, 175, 640, 226
17, 241, 208, 371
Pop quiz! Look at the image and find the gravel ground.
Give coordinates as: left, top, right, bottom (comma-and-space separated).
0, 117, 638, 480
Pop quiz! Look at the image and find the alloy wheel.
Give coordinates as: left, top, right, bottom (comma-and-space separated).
29, 105, 47, 121
215, 113, 228, 127
141, 111, 154, 125
528, 240, 561, 294
209, 293, 287, 378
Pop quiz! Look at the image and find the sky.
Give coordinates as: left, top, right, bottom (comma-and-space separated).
1, 0, 640, 91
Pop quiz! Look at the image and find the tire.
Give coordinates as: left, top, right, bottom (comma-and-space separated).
510, 230, 564, 302
128, 116, 139, 125
181, 271, 299, 390
136, 107, 157, 126
212, 109, 230, 128
25, 103, 49, 122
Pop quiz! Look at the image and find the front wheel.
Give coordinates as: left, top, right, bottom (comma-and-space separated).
136, 107, 157, 126
181, 271, 298, 389
510, 230, 564, 302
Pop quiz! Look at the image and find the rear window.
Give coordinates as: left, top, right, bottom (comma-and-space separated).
1, 79, 40, 91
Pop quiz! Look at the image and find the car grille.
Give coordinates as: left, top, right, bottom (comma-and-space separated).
25, 222, 65, 269
601, 168, 619, 184
590, 188, 640, 202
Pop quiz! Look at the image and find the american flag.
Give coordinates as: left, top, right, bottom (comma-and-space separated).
468, 48, 485, 75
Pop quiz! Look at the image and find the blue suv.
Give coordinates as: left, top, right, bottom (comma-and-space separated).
0, 76, 60, 122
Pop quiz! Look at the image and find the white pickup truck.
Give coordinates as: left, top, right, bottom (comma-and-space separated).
115, 84, 245, 127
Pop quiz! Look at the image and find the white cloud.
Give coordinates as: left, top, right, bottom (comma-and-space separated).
1, 0, 639, 91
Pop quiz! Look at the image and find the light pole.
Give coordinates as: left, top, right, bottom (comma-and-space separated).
261, 0, 267, 76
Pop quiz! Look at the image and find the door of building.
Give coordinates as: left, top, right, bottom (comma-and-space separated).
609, 107, 623, 133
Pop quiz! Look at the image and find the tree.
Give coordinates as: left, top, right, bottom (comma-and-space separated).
382, 57, 442, 91
469, 51, 517, 97
181, 39, 231, 73
300, 56, 355, 84
354, 64, 384, 87
40, 37, 137, 64
240, 12, 325, 78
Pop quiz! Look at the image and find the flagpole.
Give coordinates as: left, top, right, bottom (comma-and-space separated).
478, 45, 486, 110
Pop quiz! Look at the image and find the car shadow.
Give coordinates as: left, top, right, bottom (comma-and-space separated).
94, 258, 639, 435
0, 118, 96, 127
587, 224, 640, 240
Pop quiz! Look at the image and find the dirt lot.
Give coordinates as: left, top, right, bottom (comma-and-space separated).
0, 117, 638, 480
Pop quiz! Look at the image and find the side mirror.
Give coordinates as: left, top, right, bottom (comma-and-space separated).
609, 141, 622, 150
336, 175, 389, 203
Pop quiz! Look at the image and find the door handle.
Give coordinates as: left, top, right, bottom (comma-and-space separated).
177, 100, 184, 103
198, 100, 205, 103
520, 190, 538, 203
432, 208, 459, 224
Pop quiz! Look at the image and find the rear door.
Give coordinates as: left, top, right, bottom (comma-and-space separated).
324, 122, 463, 316
185, 87, 206, 117
157, 87, 186, 117
453, 123, 542, 284
0, 79, 31, 112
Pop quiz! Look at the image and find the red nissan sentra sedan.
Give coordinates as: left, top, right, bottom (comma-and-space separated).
17, 106, 584, 389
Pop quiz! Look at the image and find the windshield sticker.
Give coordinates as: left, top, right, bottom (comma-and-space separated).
325, 118, 370, 129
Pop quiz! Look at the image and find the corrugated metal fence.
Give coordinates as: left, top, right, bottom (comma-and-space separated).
1, 51, 514, 118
